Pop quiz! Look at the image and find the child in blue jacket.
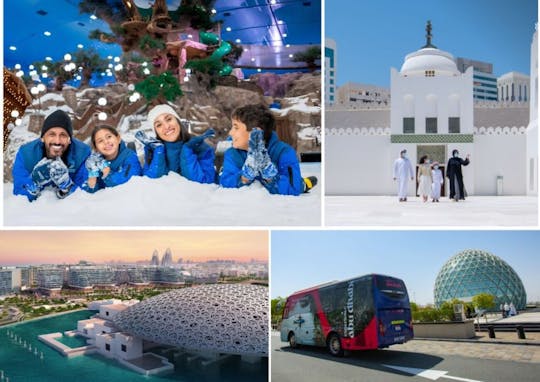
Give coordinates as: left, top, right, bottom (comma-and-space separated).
83, 125, 142, 193
219, 104, 317, 195
135, 104, 215, 183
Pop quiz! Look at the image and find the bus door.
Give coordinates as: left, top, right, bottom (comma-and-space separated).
291, 295, 317, 345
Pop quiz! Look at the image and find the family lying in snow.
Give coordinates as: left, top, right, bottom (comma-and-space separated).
393, 148, 470, 202
13, 104, 317, 202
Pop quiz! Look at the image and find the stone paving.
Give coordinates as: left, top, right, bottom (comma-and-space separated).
390, 333, 540, 364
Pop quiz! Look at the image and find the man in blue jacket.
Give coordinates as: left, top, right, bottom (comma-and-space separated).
219, 104, 317, 195
12, 109, 91, 201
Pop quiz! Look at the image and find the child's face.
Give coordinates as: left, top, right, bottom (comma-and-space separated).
154, 113, 181, 142
94, 129, 120, 160
229, 117, 250, 150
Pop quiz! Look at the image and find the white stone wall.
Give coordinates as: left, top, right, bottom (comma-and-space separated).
527, 28, 538, 196
473, 133, 526, 195
391, 67, 474, 135
325, 129, 525, 196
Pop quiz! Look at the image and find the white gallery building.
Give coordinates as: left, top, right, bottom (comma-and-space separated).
326, 24, 537, 198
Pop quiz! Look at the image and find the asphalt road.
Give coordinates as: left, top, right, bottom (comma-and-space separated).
271, 333, 540, 382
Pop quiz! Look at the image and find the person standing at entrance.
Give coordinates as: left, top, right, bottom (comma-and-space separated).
431, 162, 443, 202
447, 149, 470, 201
393, 149, 414, 202
417, 155, 432, 202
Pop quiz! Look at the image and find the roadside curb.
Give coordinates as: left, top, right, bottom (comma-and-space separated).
412, 337, 540, 347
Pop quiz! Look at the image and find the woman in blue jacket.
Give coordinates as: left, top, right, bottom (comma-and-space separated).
219, 104, 316, 196
135, 104, 215, 183
83, 125, 142, 193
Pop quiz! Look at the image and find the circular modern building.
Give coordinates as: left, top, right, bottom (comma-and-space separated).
434, 249, 527, 310
113, 284, 268, 357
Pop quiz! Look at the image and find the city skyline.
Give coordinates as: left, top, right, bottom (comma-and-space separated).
271, 231, 540, 305
326, 0, 537, 87
0, 231, 268, 266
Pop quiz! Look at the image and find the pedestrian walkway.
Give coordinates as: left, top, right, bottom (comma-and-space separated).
392, 335, 540, 364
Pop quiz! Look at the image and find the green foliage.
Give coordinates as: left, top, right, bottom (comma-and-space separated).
412, 299, 466, 322
291, 46, 321, 70
185, 57, 223, 75
135, 71, 183, 102
178, 3, 216, 30
139, 34, 165, 52
88, 29, 116, 44
472, 293, 496, 310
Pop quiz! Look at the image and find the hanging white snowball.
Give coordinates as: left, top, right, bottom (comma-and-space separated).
11, 110, 19, 118
98, 112, 107, 121
97, 97, 107, 106
64, 53, 72, 61
15, 118, 22, 126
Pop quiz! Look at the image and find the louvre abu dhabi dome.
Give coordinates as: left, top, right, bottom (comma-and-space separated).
434, 249, 527, 310
113, 284, 268, 356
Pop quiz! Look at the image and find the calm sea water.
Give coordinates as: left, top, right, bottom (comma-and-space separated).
0, 310, 268, 382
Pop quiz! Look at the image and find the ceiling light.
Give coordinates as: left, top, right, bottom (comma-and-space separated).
282, 33, 287, 37
277, 20, 283, 25
289, 54, 293, 58
257, 68, 262, 72
90, 14, 98, 20
77, 44, 84, 49
286, 44, 290, 48
9, 46, 16, 51
270, 0, 277, 4
226, 27, 232, 32
251, 58, 256, 62
107, 55, 113, 60
235, 39, 241, 43
43, 31, 51, 36
211, 9, 217, 14
45, 57, 53, 61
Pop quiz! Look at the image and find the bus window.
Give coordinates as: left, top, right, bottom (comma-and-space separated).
354, 277, 375, 333
375, 276, 407, 299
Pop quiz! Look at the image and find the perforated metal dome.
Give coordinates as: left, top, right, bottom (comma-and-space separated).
434, 249, 526, 309
113, 284, 268, 356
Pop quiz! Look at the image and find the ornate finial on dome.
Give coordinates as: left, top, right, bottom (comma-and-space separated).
423, 20, 437, 48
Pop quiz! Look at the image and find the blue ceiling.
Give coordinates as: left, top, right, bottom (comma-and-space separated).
4, 0, 321, 75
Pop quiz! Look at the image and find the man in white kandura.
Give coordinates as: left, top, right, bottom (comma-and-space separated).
393, 149, 414, 202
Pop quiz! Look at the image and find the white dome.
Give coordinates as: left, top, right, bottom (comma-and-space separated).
400, 47, 459, 76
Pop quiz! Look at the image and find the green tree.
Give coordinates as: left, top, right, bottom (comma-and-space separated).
291, 46, 321, 72
271, 297, 286, 328
135, 71, 183, 104
472, 293, 496, 311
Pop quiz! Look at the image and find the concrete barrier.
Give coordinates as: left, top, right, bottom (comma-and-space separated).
413, 320, 476, 339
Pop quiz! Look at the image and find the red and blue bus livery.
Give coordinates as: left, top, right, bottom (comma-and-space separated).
280, 274, 413, 356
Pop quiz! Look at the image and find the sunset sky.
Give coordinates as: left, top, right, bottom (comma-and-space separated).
0, 231, 268, 265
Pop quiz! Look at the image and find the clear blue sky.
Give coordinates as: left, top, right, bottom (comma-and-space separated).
326, 0, 538, 87
271, 231, 540, 305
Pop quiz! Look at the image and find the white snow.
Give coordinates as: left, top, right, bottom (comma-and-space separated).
325, 195, 538, 226
4, 163, 320, 227
274, 96, 320, 116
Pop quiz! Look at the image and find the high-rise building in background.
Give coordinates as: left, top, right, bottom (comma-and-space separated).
150, 250, 159, 266
35, 267, 64, 291
498, 71, 530, 102
325, 38, 337, 106
456, 57, 498, 101
161, 248, 173, 267
0, 268, 22, 296
68, 266, 116, 289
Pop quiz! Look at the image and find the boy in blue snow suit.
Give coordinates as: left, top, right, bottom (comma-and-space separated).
12, 109, 90, 201
82, 125, 142, 193
219, 104, 317, 196
135, 104, 215, 183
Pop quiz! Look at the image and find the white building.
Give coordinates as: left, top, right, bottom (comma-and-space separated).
498, 71, 530, 102
456, 57, 498, 101
336, 82, 390, 109
326, 22, 534, 197
325, 38, 337, 106
526, 27, 538, 196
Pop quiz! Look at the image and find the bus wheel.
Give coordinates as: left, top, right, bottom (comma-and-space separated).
288, 332, 298, 348
327, 333, 343, 357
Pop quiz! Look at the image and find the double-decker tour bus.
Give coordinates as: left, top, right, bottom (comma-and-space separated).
280, 274, 413, 356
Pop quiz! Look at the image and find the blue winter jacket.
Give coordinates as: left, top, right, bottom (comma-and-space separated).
12, 138, 91, 201
83, 141, 142, 193
142, 137, 215, 184
219, 131, 304, 195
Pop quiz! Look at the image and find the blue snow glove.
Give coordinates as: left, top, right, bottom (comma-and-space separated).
135, 130, 163, 149
241, 129, 265, 181
85, 152, 110, 178
185, 128, 215, 153
49, 158, 73, 196
31, 158, 53, 188
23, 182, 41, 201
